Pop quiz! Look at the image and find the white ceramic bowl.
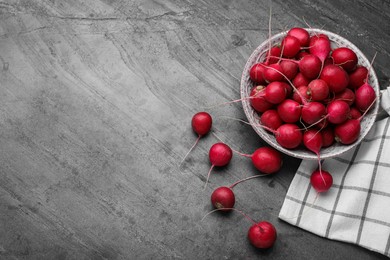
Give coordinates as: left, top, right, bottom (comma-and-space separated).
240, 28, 380, 160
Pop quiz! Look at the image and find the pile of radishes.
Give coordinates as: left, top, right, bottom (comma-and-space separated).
185, 27, 377, 252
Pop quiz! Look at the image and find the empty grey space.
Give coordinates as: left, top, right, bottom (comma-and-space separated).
0, 0, 389, 259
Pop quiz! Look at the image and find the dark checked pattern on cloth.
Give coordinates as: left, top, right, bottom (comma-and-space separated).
279, 87, 390, 257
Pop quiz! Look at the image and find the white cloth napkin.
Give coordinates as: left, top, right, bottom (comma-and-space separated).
279, 87, 390, 257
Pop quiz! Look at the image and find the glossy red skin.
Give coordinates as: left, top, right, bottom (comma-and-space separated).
309, 35, 331, 62
277, 99, 302, 123
250, 86, 273, 113
303, 129, 323, 154
260, 110, 283, 131
192, 112, 212, 136
263, 63, 285, 83
334, 119, 361, 144
248, 221, 277, 249
275, 124, 303, 149
293, 72, 310, 88
266, 46, 282, 64
348, 66, 368, 89
355, 83, 376, 112
321, 127, 335, 147
287, 27, 310, 47
293, 85, 310, 104
310, 170, 333, 193
280, 60, 299, 80
209, 143, 233, 167
349, 107, 362, 119
307, 79, 329, 101
335, 88, 355, 106
299, 54, 322, 79
281, 35, 301, 58
251, 147, 282, 174
331, 47, 358, 72
264, 81, 287, 104
301, 102, 326, 125
211, 187, 235, 211
249, 63, 266, 84
320, 64, 349, 93
326, 100, 350, 124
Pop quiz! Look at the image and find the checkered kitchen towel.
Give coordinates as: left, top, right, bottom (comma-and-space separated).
279, 87, 390, 257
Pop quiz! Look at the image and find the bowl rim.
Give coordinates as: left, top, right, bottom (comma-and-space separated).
240, 28, 380, 160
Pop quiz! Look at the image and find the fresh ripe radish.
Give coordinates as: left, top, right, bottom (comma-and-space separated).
205, 143, 233, 188
331, 47, 358, 72
355, 83, 376, 112
181, 112, 212, 165
251, 147, 282, 174
321, 127, 335, 147
263, 63, 285, 83
264, 81, 288, 104
309, 34, 331, 62
310, 170, 333, 193
250, 63, 266, 84
281, 35, 301, 58
315, 117, 329, 130
334, 119, 361, 144
303, 129, 323, 156
307, 79, 329, 101
211, 186, 235, 211
293, 85, 310, 104
348, 66, 368, 89
298, 54, 322, 79
320, 64, 349, 93
260, 109, 283, 131
296, 51, 310, 59
280, 60, 299, 80
349, 107, 362, 119
248, 221, 277, 249
287, 27, 310, 47
266, 46, 282, 64
326, 100, 350, 124
335, 88, 355, 106
301, 101, 326, 125
293, 72, 310, 88
277, 99, 302, 123
275, 124, 303, 149
250, 86, 273, 113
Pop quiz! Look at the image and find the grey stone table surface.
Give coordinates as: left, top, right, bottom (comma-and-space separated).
0, 0, 389, 259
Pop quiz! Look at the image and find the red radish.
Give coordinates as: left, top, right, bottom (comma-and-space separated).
293, 72, 310, 88
277, 99, 302, 123
263, 63, 285, 82
334, 119, 361, 144
331, 47, 358, 72
335, 88, 355, 106
275, 124, 303, 149
309, 34, 331, 62
251, 147, 282, 174
293, 85, 310, 104
315, 117, 329, 130
211, 186, 235, 211
280, 60, 299, 80
326, 100, 350, 124
296, 51, 310, 59
205, 143, 233, 188
355, 83, 376, 112
307, 79, 329, 101
281, 35, 301, 58
287, 27, 310, 47
298, 54, 322, 79
320, 64, 349, 93
250, 86, 273, 113
321, 127, 335, 147
260, 110, 283, 131
349, 107, 362, 119
250, 63, 266, 84
266, 46, 282, 64
264, 81, 288, 104
248, 221, 277, 249
301, 101, 326, 125
303, 129, 323, 156
310, 170, 333, 193
348, 66, 368, 89
181, 112, 212, 165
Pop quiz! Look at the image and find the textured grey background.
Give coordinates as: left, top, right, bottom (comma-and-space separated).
0, 0, 389, 259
